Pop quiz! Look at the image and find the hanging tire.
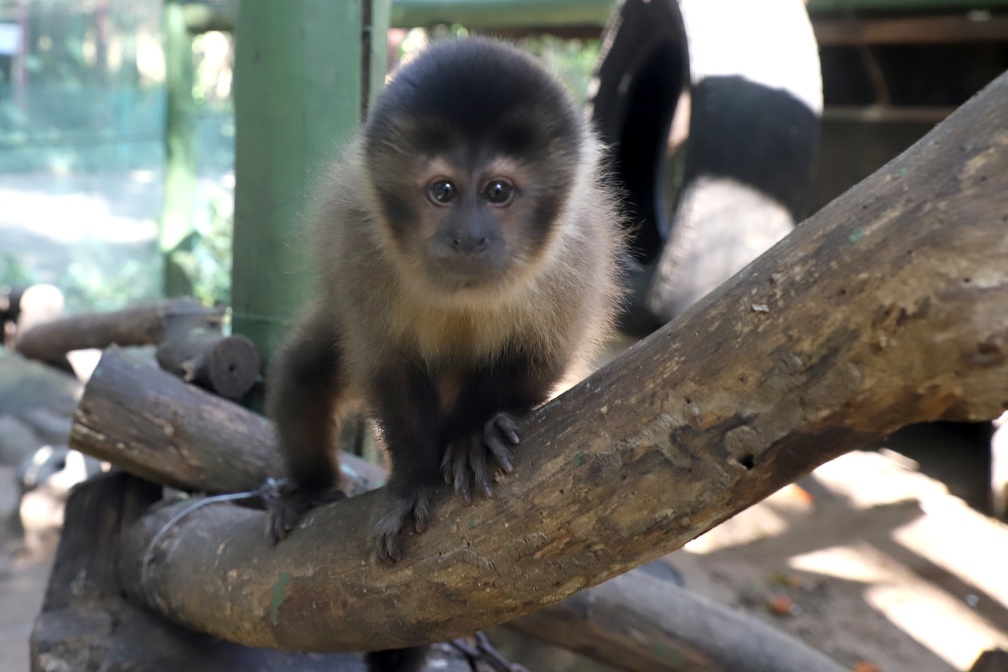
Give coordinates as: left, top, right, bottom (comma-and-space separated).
591, 0, 822, 333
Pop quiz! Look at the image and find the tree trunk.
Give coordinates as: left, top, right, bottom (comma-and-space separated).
107, 70, 1008, 652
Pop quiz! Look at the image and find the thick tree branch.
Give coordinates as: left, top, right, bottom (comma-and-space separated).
70, 348, 846, 671
107, 70, 1007, 651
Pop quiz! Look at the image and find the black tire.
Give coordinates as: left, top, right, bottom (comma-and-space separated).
591, 0, 822, 333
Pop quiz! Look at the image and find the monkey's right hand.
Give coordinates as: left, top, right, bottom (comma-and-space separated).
265, 486, 345, 545
371, 484, 435, 564
441, 412, 519, 505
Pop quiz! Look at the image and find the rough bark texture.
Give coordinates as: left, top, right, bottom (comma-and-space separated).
16, 298, 222, 363
69, 346, 383, 495
113, 70, 1008, 652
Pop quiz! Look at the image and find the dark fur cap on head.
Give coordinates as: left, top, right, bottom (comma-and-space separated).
364, 38, 584, 165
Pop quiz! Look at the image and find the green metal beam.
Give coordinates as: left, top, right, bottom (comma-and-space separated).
180, 0, 1008, 36
231, 0, 390, 361
390, 0, 615, 28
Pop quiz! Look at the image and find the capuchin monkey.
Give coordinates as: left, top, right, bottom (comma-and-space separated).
265, 37, 625, 672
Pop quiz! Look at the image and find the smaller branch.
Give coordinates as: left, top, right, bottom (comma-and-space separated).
16, 298, 222, 363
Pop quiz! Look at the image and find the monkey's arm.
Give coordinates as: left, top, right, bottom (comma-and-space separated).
265, 309, 346, 543
441, 350, 563, 504
367, 363, 445, 563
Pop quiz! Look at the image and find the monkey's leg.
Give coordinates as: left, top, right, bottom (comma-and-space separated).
265, 312, 347, 544
368, 365, 444, 564
441, 355, 560, 504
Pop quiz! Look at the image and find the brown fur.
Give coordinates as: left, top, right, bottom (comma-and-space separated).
266, 38, 626, 576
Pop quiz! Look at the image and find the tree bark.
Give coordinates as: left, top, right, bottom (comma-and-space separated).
15, 298, 222, 363
110, 69, 1008, 652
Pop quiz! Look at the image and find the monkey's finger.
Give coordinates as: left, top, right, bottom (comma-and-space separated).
440, 448, 455, 485
376, 535, 402, 565
492, 414, 521, 445
485, 433, 514, 474
452, 450, 473, 504
265, 517, 284, 546
413, 491, 432, 534
469, 443, 494, 499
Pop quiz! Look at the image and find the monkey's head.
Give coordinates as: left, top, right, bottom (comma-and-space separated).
363, 38, 588, 300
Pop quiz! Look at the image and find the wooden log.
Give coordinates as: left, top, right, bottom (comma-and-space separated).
509, 567, 848, 672
2, 283, 66, 355
69, 346, 383, 495
111, 68, 1008, 653
969, 648, 1008, 672
15, 297, 222, 363
156, 329, 262, 400
70, 349, 844, 672
34, 472, 453, 672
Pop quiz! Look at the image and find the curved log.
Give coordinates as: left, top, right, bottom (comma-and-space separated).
118, 71, 1008, 652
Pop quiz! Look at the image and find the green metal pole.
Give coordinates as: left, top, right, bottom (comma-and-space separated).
231, 0, 389, 361
161, 0, 197, 298
390, 0, 614, 28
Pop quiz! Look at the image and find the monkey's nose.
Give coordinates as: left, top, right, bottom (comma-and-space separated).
450, 234, 489, 253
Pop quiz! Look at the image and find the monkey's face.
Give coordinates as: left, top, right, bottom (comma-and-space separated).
360, 39, 586, 301
369, 140, 576, 297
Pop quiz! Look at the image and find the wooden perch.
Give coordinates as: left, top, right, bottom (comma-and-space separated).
95, 70, 1008, 652
156, 329, 262, 400
70, 346, 383, 495
16, 297, 221, 363
71, 348, 845, 672
510, 566, 847, 672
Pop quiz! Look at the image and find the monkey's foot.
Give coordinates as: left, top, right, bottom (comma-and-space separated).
441, 412, 519, 504
371, 485, 434, 564
265, 485, 345, 545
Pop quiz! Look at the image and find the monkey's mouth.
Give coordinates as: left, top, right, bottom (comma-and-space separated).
423, 253, 512, 291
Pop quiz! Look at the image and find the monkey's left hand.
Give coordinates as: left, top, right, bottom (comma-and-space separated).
441, 412, 519, 504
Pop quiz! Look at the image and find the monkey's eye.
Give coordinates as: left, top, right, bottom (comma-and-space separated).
427, 180, 457, 205
483, 180, 515, 205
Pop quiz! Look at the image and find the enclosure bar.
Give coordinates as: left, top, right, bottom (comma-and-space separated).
231, 0, 389, 361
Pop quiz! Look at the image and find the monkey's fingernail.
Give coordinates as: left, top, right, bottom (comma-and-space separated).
507, 430, 520, 444
483, 485, 494, 499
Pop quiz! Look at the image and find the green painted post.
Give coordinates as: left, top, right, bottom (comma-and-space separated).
390, 0, 614, 28
161, 0, 197, 298
232, 0, 389, 361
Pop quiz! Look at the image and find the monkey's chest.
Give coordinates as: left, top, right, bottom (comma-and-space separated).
405, 306, 513, 364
